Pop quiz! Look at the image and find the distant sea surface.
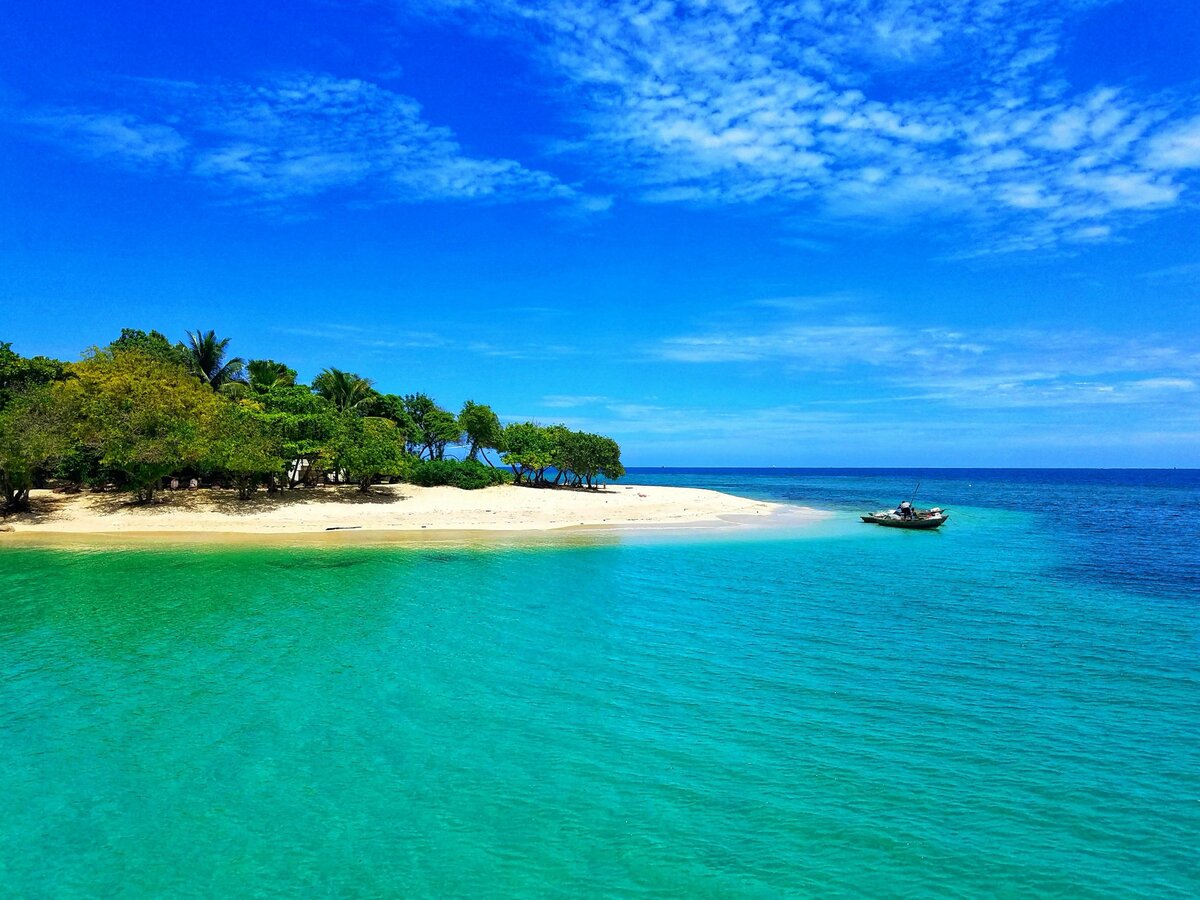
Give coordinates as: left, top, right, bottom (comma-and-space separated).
2, 469, 1197, 896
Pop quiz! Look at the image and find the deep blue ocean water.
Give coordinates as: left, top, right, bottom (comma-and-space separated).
1, 469, 1197, 896
628, 467, 1200, 598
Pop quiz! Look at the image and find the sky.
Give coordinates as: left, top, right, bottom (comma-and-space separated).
1, 0, 1198, 466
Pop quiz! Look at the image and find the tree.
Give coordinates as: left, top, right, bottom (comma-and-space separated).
595, 435, 625, 484
60, 350, 221, 502
369, 394, 421, 452
247, 359, 297, 393
459, 400, 502, 464
184, 329, 246, 390
403, 393, 461, 460
313, 368, 375, 413
0, 387, 67, 511
541, 424, 572, 485
0, 329, 629, 504
258, 384, 340, 487
553, 429, 589, 486
334, 415, 409, 492
559, 431, 624, 488
204, 402, 286, 500
106, 329, 191, 371
0, 342, 68, 412
499, 422, 553, 486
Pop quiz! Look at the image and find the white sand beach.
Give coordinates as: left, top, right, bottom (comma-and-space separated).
2, 483, 825, 539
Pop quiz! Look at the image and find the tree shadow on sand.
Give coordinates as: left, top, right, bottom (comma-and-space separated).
12, 485, 409, 522
3, 499, 71, 525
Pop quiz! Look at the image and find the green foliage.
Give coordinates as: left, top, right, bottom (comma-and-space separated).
204, 402, 287, 499
1, 329, 625, 508
218, 381, 253, 401
0, 386, 68, 511
53, 444, 105, 490
60, 349, 221, 502
246, 359, 297, 392
499, 421, 554, 485
0, 342, 68, 412
408, 458, 511, 490
556, 431, 624, 487
106, 329, 191, 371
458, 400, 502, 462
314, 368, 375, 412
367, 394, 421, 449
184, 329, 245, 390
332, 415, 409, 492
257, 385, 339, 486
403, 393, 461, 460
501, 422, 624, 488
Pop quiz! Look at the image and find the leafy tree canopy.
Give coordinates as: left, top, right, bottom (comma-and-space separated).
0, 329, 625, 503
333, 415, 409, 492
107, 328, 191, 371
459, 400, 502, 463
185, 329, 246, 390
500, 421, 554, 485
247, 359, 297, 393
314, 368, 375, 412
60, 349, 222, 502
403, 393, 461, 460
204, 402, 287, 499
0, 386, 68, 510
0, 341, 68, 412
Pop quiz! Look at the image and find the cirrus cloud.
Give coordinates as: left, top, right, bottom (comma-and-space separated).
14, 73, 597, 211
413, 0, 1200, 251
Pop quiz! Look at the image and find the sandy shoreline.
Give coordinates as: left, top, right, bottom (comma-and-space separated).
0, 483, 827, 543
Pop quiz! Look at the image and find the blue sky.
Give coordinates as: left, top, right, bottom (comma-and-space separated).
2, 0, 1198, 466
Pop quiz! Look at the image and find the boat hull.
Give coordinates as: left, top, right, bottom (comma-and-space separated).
861, 513, 948, 530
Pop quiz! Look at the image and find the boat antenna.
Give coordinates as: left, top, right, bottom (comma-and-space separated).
909, 480, 921, 505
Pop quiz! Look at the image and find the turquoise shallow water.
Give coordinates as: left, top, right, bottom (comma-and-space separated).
2, 471, 1199, 896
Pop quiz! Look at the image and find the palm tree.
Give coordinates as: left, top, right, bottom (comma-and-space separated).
247, 359, 296, 393
184, 329, 245, 390
313, 367, 375, 412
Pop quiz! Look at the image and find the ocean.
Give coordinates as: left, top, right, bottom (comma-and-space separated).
1, 469, 1197, 896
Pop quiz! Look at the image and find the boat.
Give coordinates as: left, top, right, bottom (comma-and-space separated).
861, 499, 949, 530
862, 482, 948, 529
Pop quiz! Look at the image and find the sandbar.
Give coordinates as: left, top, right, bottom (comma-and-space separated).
1, 483, 827, 543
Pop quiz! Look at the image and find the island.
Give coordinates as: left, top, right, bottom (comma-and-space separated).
1, 330, 820, 539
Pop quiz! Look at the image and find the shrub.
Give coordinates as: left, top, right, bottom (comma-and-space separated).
408, 458, 511, 490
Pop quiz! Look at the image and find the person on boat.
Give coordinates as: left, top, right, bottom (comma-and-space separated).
897, 500, 913, 519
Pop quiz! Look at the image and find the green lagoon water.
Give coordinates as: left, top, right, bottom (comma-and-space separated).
2, 471, 1198, 896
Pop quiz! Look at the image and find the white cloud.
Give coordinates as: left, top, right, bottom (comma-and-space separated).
652, 313, 1200, 409
540, 395, 614, 408
415, 0, 1197, 250
1064, 169, 1180, 210
18, 3, 1200, 246
21, 74, 593, 210
1145, 115, 1200, 169
25, 111, 187, 167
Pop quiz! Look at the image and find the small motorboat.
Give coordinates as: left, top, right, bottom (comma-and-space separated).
861, 501, 949, 530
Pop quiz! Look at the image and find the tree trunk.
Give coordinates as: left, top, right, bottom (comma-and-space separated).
3, 482, 30, 513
